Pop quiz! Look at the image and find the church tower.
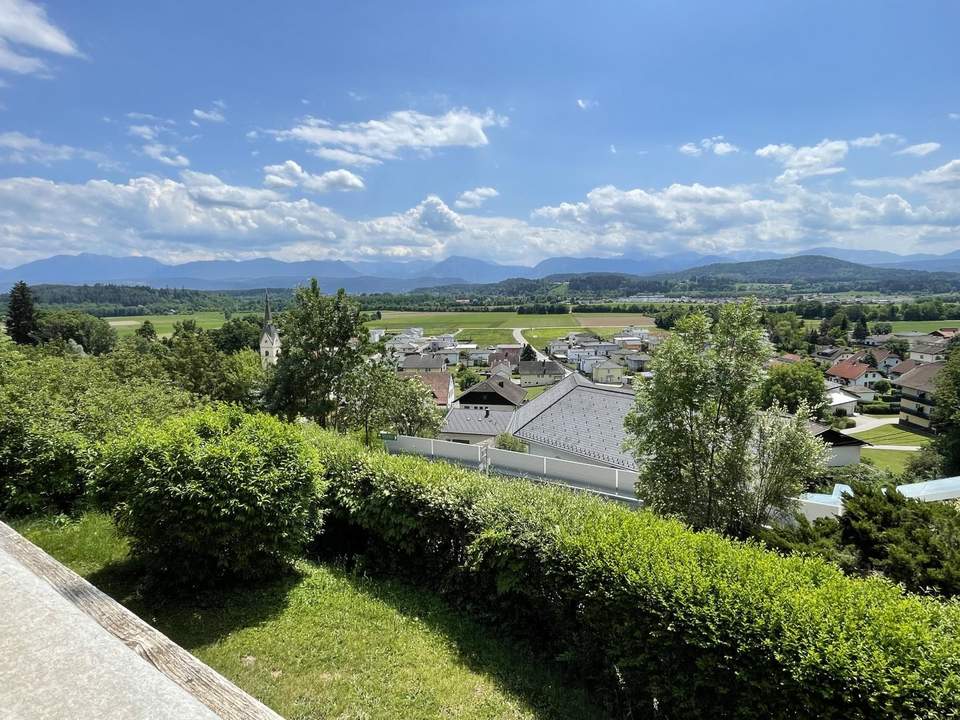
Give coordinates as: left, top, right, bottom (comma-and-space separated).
259, 291, 281, 368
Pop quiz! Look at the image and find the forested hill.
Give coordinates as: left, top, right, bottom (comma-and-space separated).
668, 255, 960, 289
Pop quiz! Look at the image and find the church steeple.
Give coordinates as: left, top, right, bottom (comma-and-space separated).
259, 290, 281, 368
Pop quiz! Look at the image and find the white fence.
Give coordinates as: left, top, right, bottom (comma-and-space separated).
383, 435, 639, 503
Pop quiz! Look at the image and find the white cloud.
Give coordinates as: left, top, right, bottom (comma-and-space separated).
273, 107, 508, 166
850, 133, 903, 148
0, 0, 81, 75
853, 158, 960, 190
193, 106, 226, 123
0, 131, 103, 164
308, 146, 383, 167
142, 143, 189, 167
609, 144, 617, 155
262, 160, 364, 193
680, 136, 739, 157
756, 139, 849, 183
576, 98, 598, 110
455, 186, 498, 209
948, 113, 959, 120
1, 167, 958, 268
127, 125, 157, 141
894, 142, 940, 157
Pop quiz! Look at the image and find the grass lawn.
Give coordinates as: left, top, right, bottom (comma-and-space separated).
367, 311, 655, 336
524, 385, 549, 401
848, 424, 931, 447
104, 311, 247, 338
521, 327, 578, 348
889, 320, 960, 333
12, 512, 606, 720
861, 448, 914, 474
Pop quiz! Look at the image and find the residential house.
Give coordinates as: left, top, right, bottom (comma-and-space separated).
582, 341, 619, 357
824, 382, 860, 417
398, 370, 455, 408
612, 336, 645, 350
910, 340, 949, 364
807, 421, 868, 466
518, 360, 565, 387
401, 354, 447, 372
487, 360, 513, 378
466, 348, 494, 366
930, 328, 959, 340
546, 339, 570, 357
567, 346, 597, 363
895, 361, 945, 431
625, 353, 651, 372
428, 349, 461, 366
864, 333, 894, 347
849, 348, 898, 372
889, 358, 921, 381
439, 407, 514, 445
369, 328, 385, 343
593, 360, 625, 384
488, 348, 520, 369
814, 346, 850, 366
825, 360, 885, 388
455, 376, 527, 411
578, 355, 606, 374
428, 334, 457, 351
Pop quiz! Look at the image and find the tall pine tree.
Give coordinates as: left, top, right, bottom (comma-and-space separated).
5, 281, 39, 345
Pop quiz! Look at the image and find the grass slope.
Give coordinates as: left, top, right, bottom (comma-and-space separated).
105, 311, 248, 338
13, 513, 606, 720
849, 424, 931, 447
862, 448, 914, 474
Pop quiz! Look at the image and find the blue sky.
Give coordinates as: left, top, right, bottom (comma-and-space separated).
0, 0, 958, 267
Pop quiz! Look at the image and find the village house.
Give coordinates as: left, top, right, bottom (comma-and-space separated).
824, 382, 860, 417
428, 348, 461, 366
369, 328, 386, 343
863, 333, 894, 347
625, 353, 651, 372
488, 348, 521, 369
578, 355, 606, 374
428, 334, 457, 351
889, 358, 921, 381
438, 407, 515, 445
582, 341, 619, 357
400, 354, 447, 373
848, 348, 899, 372
825, 360, 885, 388
518, 360, 565, 387
807, 421, 868, 466
895, 361, 945, 431
465, 347, 494, 366
910, 340, 949, 364
487, 360, 513, 378
593, 359, 625, 384
455, 376, 527, 411
547, 339, 570, 356
567, 346, 597, 363
398, 370, 455, 408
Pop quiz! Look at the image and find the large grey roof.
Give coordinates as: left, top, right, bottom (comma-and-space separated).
441, 408, 514, 436
518, 360, 564, 376
895, 361, 945, 393
402, 354, 446, 369
508, 374, 637, 469
457, 375, 527, 406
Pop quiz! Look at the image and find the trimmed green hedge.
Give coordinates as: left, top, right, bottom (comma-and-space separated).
309, 431, 960, 719
859, 401, 900, 414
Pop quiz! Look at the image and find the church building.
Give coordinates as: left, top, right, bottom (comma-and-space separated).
259, 291, 281, 368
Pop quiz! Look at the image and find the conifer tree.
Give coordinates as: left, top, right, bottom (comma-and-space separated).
5, 281, 39, 345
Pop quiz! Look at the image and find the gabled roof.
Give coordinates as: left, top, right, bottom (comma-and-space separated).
806, 420, 868, 447
402, 354, 446, 370
911, 341, 948, 355
518, 360, 564, 376
441, 408, 514, 436
594, 360, 622, 371
508, 374, 636, 469
398, 371, 453, 405
457, 376, 527, 406
895, 361, 945, 394
889, 358, 920, 375
825, 361, 871, 381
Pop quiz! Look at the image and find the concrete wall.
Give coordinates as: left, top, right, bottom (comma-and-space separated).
826, 445, 861, 467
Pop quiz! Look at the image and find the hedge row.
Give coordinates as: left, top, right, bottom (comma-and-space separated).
309, 430, 960, 719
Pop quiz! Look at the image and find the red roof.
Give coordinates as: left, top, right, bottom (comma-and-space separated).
826, 361, 870, 381
398, 371, 453, 406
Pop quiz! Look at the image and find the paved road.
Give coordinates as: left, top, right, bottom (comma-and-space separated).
513, 327, 549, 360
868, 444, 922, 451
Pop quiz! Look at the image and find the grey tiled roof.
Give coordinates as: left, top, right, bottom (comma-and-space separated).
895, 361, 945, 393
402, 354, 446, 370
518, 360, 564, 376
441, 408, 514, 435
508, 374, 637, 469
457, 376, 527, 406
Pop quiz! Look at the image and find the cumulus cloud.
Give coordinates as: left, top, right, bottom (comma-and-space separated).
142, 143, 189, 167
0, 0, 81, 75
0, 131, 104, 164
850, 133, 903, 148
895, 142, 941, 157
262, 160, 365, 193
679, 136, 739, 157
756, 139, 849, 183
455, 186, 498, 209
273, 107, 508, 166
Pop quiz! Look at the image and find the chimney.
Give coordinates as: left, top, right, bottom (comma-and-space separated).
484, 408, 490, 418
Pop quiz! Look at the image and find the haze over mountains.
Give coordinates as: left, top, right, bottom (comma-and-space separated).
2, 246, 960, 293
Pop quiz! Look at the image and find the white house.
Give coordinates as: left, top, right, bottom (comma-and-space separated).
824, 383, 860, 417
518, 360, 565, 387
578, 355, 605, 374
593, 360, 625, 384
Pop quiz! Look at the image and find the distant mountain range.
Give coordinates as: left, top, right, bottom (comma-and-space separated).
1, 246, 959, 293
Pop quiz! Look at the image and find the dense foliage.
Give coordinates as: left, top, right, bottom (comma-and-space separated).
93, 406, 323, 585
759, 482, 960, 597
760, 360, 827, 416
934, 346, 960, 474
311, 435, 960, 719
5, 280, 39, 344
0, 345, 195, 515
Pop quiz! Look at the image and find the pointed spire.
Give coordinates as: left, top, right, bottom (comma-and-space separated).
263, 290, 273, 326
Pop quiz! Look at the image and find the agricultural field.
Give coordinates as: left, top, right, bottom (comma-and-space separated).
366, 311, 655, 335
889, 320, 960, 333
16, 513, 605, 720
104, 311, 242, 338
455, 328, 518, 347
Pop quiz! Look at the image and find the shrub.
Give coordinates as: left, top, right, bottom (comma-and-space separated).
859, 401, 900, 414
0, 351, 195, 515
494, 433, 527, 452
93, 406, 323, 585
310, 431, 960, 719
